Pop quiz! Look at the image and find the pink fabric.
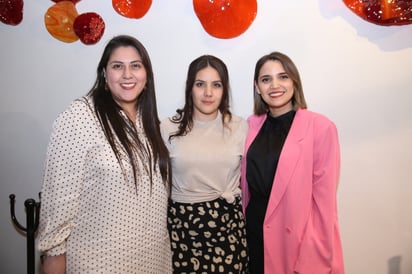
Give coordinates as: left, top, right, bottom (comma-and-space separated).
240, 109, 344, 274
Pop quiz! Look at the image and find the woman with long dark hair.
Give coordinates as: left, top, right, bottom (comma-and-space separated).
38, 35, 172, 273
161, 55, 249, 273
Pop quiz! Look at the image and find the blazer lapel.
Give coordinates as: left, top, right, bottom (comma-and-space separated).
246, 115, 266, 150
264, 109, 307, 221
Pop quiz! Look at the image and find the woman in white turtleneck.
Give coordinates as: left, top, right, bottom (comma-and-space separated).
161, 55, 249, 274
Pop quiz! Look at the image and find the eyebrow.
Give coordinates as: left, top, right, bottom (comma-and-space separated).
194, 79, 222, 83
259, 74, 271, 79
259, 72, 287, 78
109, 60, 142, 64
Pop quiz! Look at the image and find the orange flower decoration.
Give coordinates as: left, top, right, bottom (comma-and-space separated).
44, 1, 79, 43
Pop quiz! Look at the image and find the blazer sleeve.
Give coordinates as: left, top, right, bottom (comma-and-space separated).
294, 120, 342, 273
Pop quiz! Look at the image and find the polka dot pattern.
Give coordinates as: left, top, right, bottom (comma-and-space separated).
37, 96, 172, 273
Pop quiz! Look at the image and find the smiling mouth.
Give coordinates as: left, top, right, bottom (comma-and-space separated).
120, 83, 136, 89
268, 91, 285, 98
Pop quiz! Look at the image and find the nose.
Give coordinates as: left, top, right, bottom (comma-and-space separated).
122, 66, 132, 78
270, 79, 279, 88
204, 84, 212, 97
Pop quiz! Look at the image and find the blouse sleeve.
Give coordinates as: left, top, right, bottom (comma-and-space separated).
37, 99, 96, 256
160, 118, 177, 149
159, 118, 169, 145
238, 117, 249, 154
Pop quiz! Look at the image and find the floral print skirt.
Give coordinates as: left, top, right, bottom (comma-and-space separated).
168, 197, 249, 274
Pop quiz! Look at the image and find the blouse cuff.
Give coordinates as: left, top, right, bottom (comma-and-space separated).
43, 241, 66, 257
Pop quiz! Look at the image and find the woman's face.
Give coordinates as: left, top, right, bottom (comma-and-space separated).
105, 46, 147, 112
192, 66, 223, 121
255, 60, 294, 117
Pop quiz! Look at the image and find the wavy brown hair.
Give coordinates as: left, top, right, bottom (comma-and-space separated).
253, 51, 307, 115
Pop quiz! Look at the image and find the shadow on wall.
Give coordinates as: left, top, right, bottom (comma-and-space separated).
388, 255, 401, 274
317, 0, 412, 51
0, 112, 48, 190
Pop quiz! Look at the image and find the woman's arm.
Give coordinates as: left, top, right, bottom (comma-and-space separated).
42, 254, 66, 274
294, 120, 342, 273
37, 99, 94, 259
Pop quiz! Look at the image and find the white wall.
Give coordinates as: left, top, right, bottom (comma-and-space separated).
1, 1, 411, 273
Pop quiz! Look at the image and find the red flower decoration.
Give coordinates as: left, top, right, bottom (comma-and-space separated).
74, 12, 105, 45
51, 0, 81, 4
193, 0, 257, 39
343, 0, 412, 26
112, 0, 152, 19
0, 0, 23, 26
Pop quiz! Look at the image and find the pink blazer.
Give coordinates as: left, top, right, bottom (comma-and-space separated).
240, 109, 344, 274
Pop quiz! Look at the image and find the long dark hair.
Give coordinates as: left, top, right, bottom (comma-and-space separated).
87, 35, 170, 188
253, 51, 307, 115
169, 55, 232, 139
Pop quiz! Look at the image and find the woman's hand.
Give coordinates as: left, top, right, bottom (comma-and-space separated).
42, 254, 66, 274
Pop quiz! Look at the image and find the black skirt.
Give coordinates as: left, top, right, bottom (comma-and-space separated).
168, 196, 249, 273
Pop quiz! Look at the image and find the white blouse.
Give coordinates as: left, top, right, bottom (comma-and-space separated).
37, 96, 172, 273
160, 112, 248, 204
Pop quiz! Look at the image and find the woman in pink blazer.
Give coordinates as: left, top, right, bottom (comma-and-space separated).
240, 52, 344, 274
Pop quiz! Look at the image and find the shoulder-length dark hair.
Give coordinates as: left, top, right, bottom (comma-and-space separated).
169, 55, 232, 139
253, 51, 307, 115
87, 35, 170, 188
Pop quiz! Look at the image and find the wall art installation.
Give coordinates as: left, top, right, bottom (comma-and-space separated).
1, 0, 257, 43
5, 1, 411, 45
